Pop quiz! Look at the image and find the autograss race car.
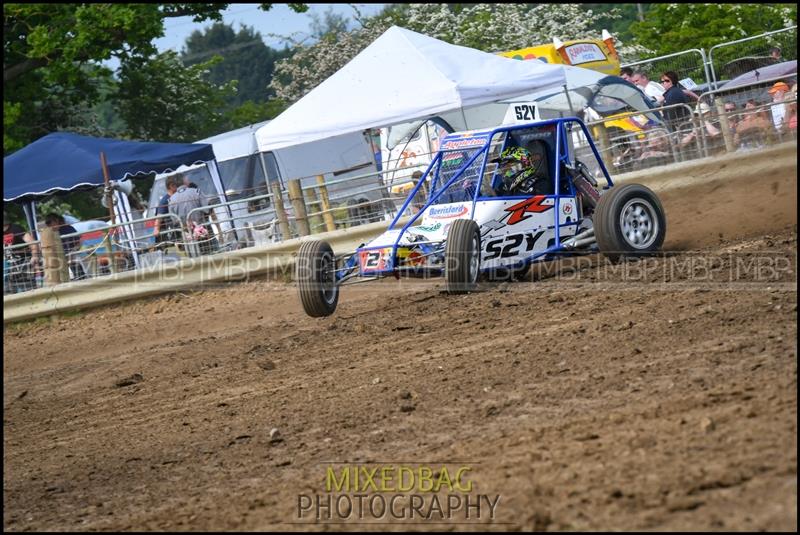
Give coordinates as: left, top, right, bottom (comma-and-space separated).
296, 118, 666, 317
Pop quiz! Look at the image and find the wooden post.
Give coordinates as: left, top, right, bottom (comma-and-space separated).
304, 185, 323, 234
316, 175, 337, 232
40, 227, 68, 286
287, 178, 310, 236
100, 152, 117, 274
593, 123, 615, 174
714, 99, 736, 153
272, 186, 292, 240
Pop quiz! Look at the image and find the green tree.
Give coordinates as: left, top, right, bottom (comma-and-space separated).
182, 22, 292, 106
630, 4, 797, 56
270, 4, 643, 103
580, 4, 651, 42
116, 51, 236, 142
224, 99, 289, 129
3, 3, 308, 153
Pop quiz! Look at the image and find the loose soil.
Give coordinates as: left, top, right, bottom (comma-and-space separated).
3, 162, 797, 531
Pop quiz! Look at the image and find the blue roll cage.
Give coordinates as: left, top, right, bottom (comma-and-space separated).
343, 117, 614, 280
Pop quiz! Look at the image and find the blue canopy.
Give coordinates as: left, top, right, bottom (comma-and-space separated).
3, 132, 217, 202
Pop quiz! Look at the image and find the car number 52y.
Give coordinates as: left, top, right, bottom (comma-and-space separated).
514, 105, 536, 121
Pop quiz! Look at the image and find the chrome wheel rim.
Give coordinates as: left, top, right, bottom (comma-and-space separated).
620, 198, 658, 249
469, 233, 479, 282
320, 252, 337, 304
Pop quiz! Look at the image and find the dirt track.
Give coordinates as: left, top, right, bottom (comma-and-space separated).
3, 162, 798, 531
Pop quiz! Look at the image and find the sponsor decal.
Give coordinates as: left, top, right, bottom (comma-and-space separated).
441, 138, 487, 150
404, 250, 426, 266
428, 205, 469, 219
442, 152, 466, 164
416, 222, 442, 233
562, 202, 573, 215
565, 43, 606, 65
502, 196, 553, 225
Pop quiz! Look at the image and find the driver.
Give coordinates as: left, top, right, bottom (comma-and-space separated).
493, 142, 550, 196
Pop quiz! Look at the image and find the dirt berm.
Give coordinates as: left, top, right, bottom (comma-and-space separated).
3, 144, 797, 531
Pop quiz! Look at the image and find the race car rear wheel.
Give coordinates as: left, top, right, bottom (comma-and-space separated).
594, 183, 666, 263
445, 219, 481, 294
296, 240, 339, 317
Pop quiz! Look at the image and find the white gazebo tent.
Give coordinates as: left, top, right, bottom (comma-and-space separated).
255, 26, 568, 152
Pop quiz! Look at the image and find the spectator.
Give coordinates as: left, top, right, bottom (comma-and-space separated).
768, 81, 790, 131
680, 102, 724, 154
722, 101, 740, 137
3, 212, 38, 293
637, 130, 671, 165
786, 84, 797, 134
785, 83, 797, 134
168, 174, 216, 255
660, 71, 691, 131
784, 98, 797, 133
631, 70, 665, 104
769, 46, 782, 61
153, 174, 181, 248
735, 100, 772, 150
181, 174, 200, 190
633, 69, 699, 104
679, 82, 701, 103
620, 66, 634, 82
44, 213, 86, 280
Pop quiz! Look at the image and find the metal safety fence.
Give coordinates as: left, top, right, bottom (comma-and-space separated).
622, 26, 797, 93
2, 214, 196, 296
709, 26, 797, 89
573, 74, 796, 176
3, 238, 43, 295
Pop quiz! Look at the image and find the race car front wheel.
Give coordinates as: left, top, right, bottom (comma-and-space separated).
594, 183, 666, 263
296, 240, 339, 317
445, 219, 481, 294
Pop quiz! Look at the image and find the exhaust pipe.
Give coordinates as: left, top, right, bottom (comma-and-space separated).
562, 228, 595, 249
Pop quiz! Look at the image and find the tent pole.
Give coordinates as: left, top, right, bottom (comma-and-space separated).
114, 190, 140, 269
563, 84, 576, 116
23, 201, 39, 240
100, 152, 117, 274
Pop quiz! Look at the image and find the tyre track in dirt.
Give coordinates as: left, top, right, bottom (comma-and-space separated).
3, 160, 797, 531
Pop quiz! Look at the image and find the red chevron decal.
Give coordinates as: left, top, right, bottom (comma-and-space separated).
504, 196, 552, 225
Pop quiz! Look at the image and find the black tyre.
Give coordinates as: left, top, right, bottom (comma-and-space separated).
296, 240, 339, 317
594, 183, 666, 263
445, 219, 481, 294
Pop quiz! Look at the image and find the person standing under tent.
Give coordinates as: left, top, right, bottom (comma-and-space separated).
3, 212, 39, 293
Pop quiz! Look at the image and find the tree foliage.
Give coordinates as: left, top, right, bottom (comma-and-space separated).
116, 51, 236, 142
580, 3, 651, 42
270, 3, 645, 103
3, 3, 307, 153
630, 3, 797, 56
182, 22, 292, 106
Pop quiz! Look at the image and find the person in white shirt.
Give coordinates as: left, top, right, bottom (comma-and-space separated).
631, 70, 665, 105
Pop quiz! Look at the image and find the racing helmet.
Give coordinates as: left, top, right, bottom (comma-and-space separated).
496, 143, 547, 194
